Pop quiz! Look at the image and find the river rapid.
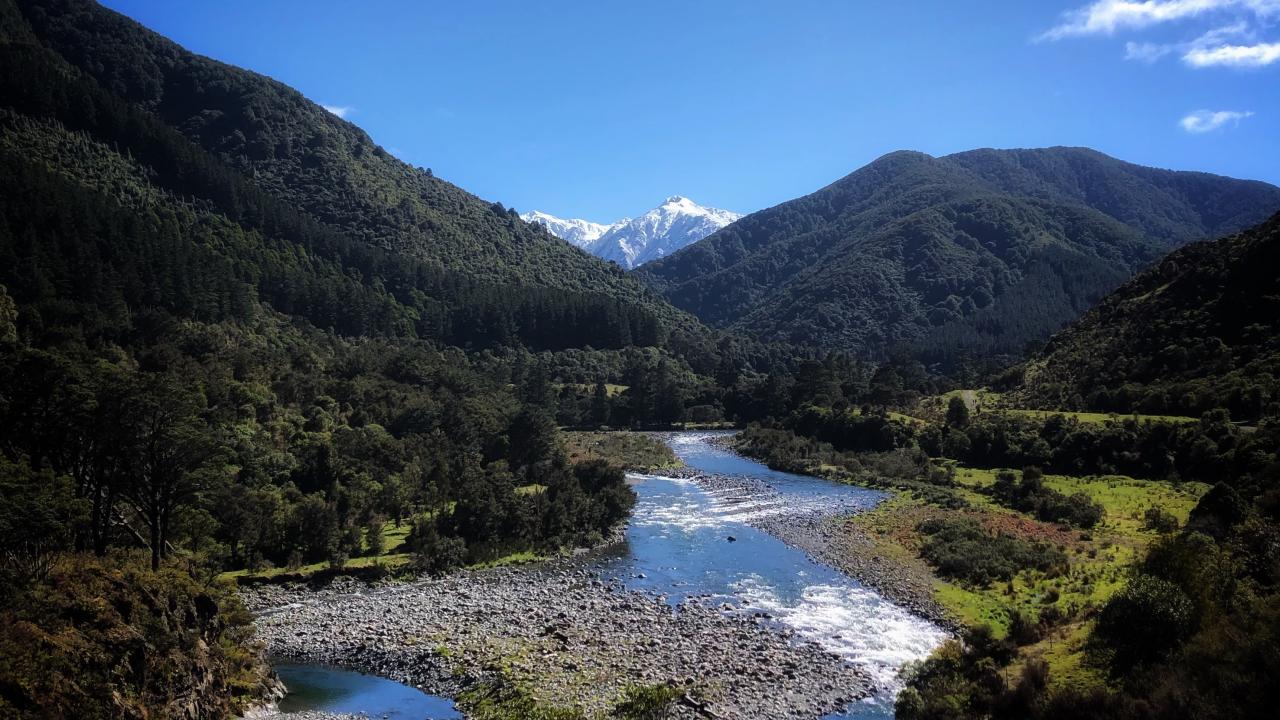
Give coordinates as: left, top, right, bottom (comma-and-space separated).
261, 431, 945, 719
600, 432, 946, 718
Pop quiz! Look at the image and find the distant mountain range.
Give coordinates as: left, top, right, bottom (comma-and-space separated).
637, 147, 1280, 367
523, 196, 740, 269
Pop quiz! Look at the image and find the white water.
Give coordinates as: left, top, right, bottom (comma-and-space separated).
603, 432, 948, 718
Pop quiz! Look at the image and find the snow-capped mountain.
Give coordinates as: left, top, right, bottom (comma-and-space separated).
522, 196, 740, 269
519, 210, 618, 249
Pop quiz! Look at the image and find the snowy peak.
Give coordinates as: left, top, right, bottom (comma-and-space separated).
520, 210, 617, 249
524, 197, 741, 269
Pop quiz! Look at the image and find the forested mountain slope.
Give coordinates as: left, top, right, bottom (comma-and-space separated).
4, 0, 701, 331
1011, 211, 1280, 421
636, 147, 1280, 368
0, 4, 693, 713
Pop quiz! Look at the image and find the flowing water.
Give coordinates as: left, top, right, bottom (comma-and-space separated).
274, 430, 945, 718
596, 431, 947, 718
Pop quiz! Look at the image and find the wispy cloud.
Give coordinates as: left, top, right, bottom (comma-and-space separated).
322, 104, 353, 119
1122, 21, 1255, 62
1040, 0, 1280, 41
1125, 40, 1178, 61
1184, 40, 1280, 64
1180, 108, 1254, 132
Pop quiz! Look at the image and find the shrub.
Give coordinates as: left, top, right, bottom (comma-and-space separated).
985, 467, 1105, 528
612, 683, 685, 719
1093, 573, 1195, 673
917, 517, 1067, 586
365, 518, 386, 556
1143, 506, 1180, 533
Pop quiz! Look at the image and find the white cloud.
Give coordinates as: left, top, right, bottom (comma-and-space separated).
1040, 0, 1280, 41
1183, 40, 1280, 64
1126, 40, 1177, 60
322, 104, 353, 119
1123, 22, 1251, 61
1179, 109, 1254, 132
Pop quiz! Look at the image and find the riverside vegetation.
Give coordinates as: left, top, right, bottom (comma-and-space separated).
730, 227, 1280, 719
3, 0, 1280, 718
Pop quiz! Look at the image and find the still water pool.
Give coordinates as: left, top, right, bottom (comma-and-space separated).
273, 663, 461, 718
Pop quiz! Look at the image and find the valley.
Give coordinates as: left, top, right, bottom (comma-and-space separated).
246, 432, 945, 720
1, 2, 1278, 720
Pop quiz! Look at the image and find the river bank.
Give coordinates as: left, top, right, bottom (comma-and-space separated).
246, 558, 872, 719
681, 470, 954, 631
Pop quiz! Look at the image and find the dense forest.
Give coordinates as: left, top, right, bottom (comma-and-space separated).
0, 0, 730, 715
1009, 211, 1280, 421
3, 1, 1279, 719
637, 147, 1280, 372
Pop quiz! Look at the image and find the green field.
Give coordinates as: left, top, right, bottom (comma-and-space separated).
848, 462, 1206, 692
998, 408, 1198, 425
557, 382, 630, 397
926, 389, 1199, 426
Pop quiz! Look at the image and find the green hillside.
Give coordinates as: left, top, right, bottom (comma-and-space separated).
637, 148, 1280, 369
1012, 211, 1280, 421
3, 0, 705, 336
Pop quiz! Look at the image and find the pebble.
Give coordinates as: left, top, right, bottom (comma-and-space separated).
246, 559, 871, 719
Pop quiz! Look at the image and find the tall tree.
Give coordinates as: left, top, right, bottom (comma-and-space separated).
123, 373, 219, 570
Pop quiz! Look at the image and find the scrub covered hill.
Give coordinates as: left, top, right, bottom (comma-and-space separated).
1011, 211, 1280, 421
636, 147, 1280, 370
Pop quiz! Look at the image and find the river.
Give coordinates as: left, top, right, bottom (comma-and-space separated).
273, 431, 945, 718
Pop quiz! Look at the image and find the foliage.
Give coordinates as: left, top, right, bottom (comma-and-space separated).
1092, 573, 1196, 673
985, 467, 1105, 528
815, 403, 1274, 486
1143, 506, 1180, 534
1014, 212, 1280, 421
0, 455, 85, 585
733, 424, 967, 508
898, 431, 1280, 719
639, 147, 1280, 367
916, 516, 1067, 586
563, 431, 681, 472
611, 683, 685, 719
0, 552, 265, 719
457, 676, 683, 720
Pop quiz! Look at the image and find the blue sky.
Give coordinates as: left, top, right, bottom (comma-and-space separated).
102, 0, 1278, 221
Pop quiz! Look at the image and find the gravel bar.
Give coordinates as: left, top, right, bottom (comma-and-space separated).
246, 560, 871, 719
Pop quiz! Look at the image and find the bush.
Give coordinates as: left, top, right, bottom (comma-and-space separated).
1093, 573, 1196, 674
612, 683, 685, 719
986, 467, 1105, 528
365, 518, 386, 556
917, 517, 1067, 586
407, 516, 468, 575
328, 550, 349, 571
1143, 506, 1180, 533
0, 555, 264, 719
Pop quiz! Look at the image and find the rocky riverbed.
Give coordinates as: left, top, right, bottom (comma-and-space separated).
246, 560, 872, 719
